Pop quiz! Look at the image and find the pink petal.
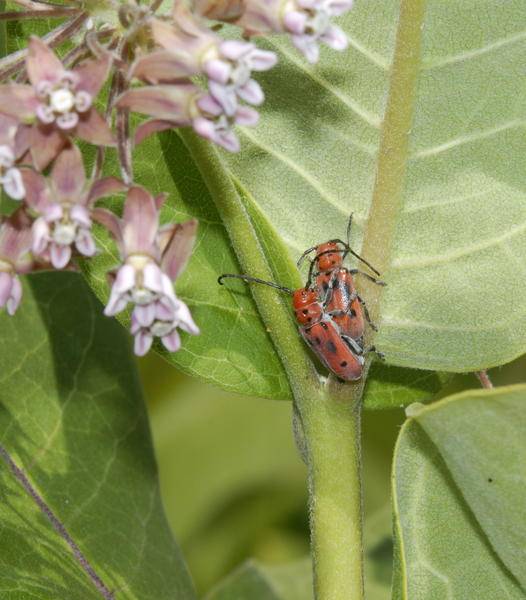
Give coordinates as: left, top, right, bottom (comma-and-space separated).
0, 114, 18, 147
117, 85, 198, 120
161, 329, 181, 352
87, 176, 127, 204
14, 123, 33, 160
284, 11, 307, 35
235, 106, 260, 127
143, 262, 164, 293
196, 94, 223, 117
133, 119, 180, 147
133, 302, 156, 327
237, 79, 264, 106
291, 34, 320, 63
6, 276, 22, 315
92, 207, 123, 247
155, 300, 174, 321
205, 59, 231, 85
44, 203, 63, 223
193, 117, 240, 153
75, 228, 97, 257
245, 49, 279, 71
130, 310, 140, 334
327, 0, 354, 16
50, 242, 72, 269
0, 208, 33, 262
105, 294, 128, 317
70, 205, 91, 228
27, 36, 64, 87
75, 55, 112, 97
154, 193, 169, 212
320, 25, 349, 51
174, 301, 200, 335
31, 125, 67, 171
3, 168, 26, 200
0, 271, 14, 307
160, 218, 198, 282
104, 264, 136, 316
0, 85, 38, 121
134, 329, 153, 356
32, 218, 50, 255
113, 263, 137, 295
20, 169, 49, 212
122, 186, 159, 257
208, 80, 237, 117
76, 109, 117, 146
50, 142, 86, 202
219, 41, 250, 61
131, 51, 196, 84
161, 272, 179, 309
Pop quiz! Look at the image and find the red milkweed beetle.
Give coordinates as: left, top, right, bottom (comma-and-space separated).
217, 275, 366, 381
298, 214, 386, 361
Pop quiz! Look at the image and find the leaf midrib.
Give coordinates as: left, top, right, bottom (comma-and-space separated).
359, 0, 428, 351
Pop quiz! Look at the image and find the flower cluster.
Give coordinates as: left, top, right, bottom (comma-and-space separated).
0, 0, 354, 354
94, 187, 199, 356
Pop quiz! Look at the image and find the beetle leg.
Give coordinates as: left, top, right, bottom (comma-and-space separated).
357, 295, 377, 331
349, 269, 386, 286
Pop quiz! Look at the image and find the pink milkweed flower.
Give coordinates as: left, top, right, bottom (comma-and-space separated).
94, 187, 199, 355
0, 207, 34, 315
0, 36, 117, 170
21, 142, 126, 269
0, 114, 26, 201
131, 3, 277, 116
194, 0, 352, 64
116, 83, 258, 152
284, 0, 352, 63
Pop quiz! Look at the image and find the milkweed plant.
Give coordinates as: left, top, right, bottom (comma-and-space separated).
0, 0, 525, 599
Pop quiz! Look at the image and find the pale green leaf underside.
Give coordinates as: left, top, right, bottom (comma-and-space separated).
217, 0, 526, 372
0, 272, 196, 600
392, 385, 526, 599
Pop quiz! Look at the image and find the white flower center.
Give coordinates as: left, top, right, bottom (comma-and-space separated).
131, 288, 157, 305
50, 88, 75, 114
150, 320, 174, 337
53, 222, 77, 245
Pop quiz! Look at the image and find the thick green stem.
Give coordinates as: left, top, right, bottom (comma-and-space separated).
181, 129, 366, 599
298, 379, 365, 600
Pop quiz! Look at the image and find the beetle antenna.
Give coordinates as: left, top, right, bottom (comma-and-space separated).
218, 274, 294, 295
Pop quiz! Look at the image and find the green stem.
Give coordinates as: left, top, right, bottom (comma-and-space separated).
298, 378, 365, 600
180, 129, 366, 599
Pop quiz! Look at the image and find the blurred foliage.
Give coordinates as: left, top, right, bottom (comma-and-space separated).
137, 352, 526, 597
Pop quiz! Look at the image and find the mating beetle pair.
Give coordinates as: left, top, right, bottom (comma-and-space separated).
218, 215, 385, 381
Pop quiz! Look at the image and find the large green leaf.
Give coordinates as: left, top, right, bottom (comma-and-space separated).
87, 0, 525, 402
0, 272, 196, 599
392, 385, 526, 598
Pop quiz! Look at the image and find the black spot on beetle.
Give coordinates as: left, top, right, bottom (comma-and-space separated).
331, 260, 336, 265
327, 340, 337, 354
340, 361, 348, 367
307, 317, 312, 322
302, 309, 308, 315
350, 309, 357, 318
315, 337, 321, 345
332, 277, 340, 290
321, 322, 328, 330
344, 282, 351, 296
322, 281, 329, 292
